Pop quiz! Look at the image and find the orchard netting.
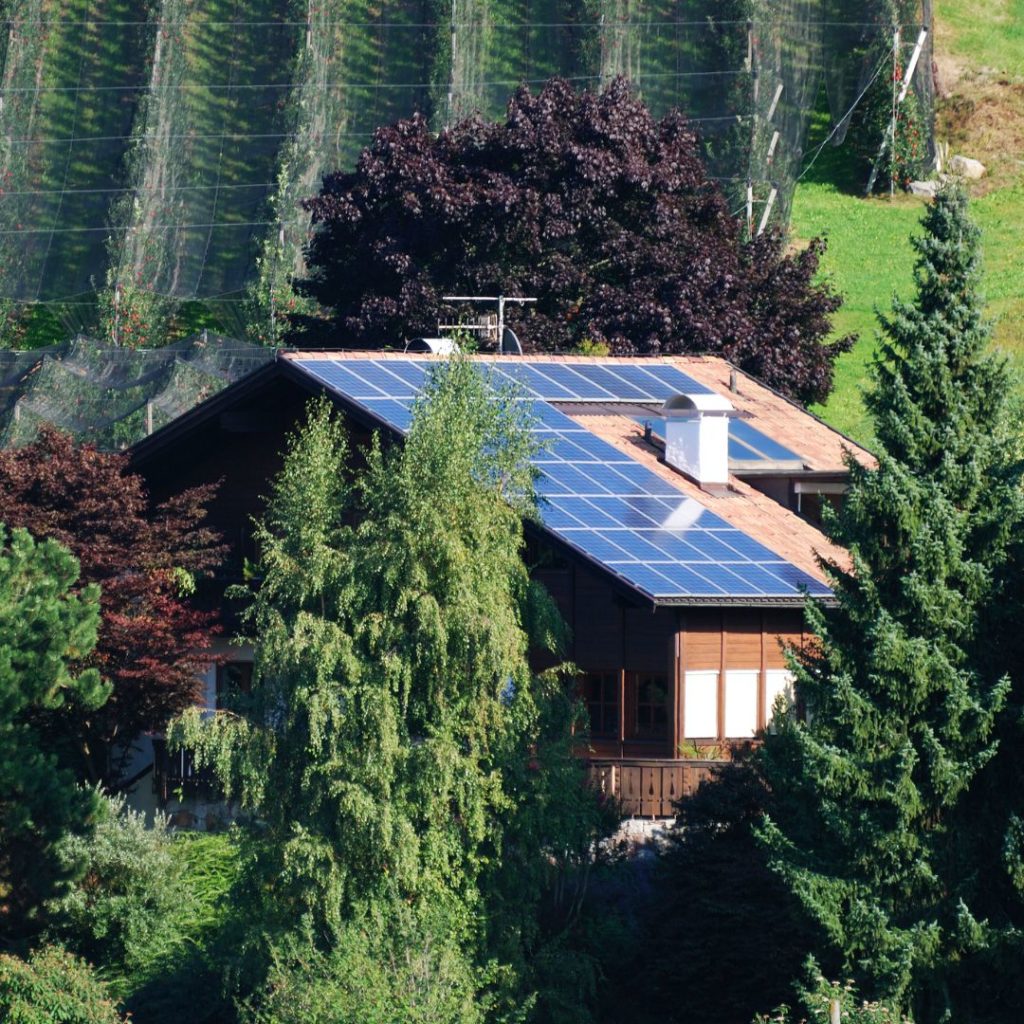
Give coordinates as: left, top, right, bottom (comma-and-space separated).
0, 0, 933, 318
0, 332, 273, 447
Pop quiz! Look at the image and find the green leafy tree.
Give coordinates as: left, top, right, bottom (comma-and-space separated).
755, 184, 1022, 1020
172, 359, 606, 1016
0, 526, 109, 942
633, 761, 825, 1024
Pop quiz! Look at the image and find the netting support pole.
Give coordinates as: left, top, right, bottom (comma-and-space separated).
898, 29, 929, 105
746, 182, 753, 239
865, 26, 927, 196
756, 187, 777, 236
766, 130, 779, 164
146, 401, 154, 436
447, 0, 457, 125
113, 284, 121, 348
890, 26, 900, 196
766, 83, 783, 123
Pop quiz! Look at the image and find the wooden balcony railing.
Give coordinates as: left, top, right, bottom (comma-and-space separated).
587, 758, 724, 818
152, 738, 217, 804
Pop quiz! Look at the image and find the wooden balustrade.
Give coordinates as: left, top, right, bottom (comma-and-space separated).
586, 758, 724, 818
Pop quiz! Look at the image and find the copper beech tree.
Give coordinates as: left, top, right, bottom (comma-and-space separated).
294, 77, 852, 405
0, 427, 223, 785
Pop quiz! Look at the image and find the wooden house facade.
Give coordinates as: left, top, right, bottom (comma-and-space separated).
129, 352, 871, 819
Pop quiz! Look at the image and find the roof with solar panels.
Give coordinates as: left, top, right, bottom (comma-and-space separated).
261, 352, 873, 608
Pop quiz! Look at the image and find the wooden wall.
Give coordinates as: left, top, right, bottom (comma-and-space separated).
536, 556, 807, 761
677, 608, 805, 747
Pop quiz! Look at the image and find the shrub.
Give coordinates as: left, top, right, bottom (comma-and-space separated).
0, 945, 126, 1024
45, 793, 191, 992
755, 965, 913, 1024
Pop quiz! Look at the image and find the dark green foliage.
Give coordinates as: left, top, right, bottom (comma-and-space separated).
295, 77, 851, 405
630, 762, 825, 1024
242, 909, 482, 1024
0, 945, 127, 1024
755, 184, 1023, 1020
116, 830, 245, 1024
0, 526, 108, 942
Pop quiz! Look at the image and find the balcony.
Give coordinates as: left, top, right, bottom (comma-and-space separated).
152, 738, 217, 803
586, 757, 723, 818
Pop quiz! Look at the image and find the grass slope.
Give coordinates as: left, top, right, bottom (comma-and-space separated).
794, 0, 1024, 442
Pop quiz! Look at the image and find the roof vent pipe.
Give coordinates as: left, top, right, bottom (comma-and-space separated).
660, 393, 736, 488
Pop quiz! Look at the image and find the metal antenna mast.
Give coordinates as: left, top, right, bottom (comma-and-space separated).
440, 295, 537, 350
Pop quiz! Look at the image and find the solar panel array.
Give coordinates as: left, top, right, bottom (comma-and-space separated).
634, 415, 805, 467
291, 358, 829, 603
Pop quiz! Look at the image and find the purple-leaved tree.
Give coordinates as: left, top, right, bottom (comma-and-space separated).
294, 78, 852, 405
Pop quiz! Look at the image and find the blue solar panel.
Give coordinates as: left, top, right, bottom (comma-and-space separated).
557, 498, 622, 528
559, 530, 632, 562
730, 419, 803, 462
288, 357, 829, 603
377, 361, 429, 388
354, 362, 420, 397
729, 436, 763, 460
644, 563, 733, 596
536, 365, 620, 400
298, 361, 387, 398
599, 364, 711, 399
572, 365, 653, 400
359, 398, 414, 431
601, 530, 677, 562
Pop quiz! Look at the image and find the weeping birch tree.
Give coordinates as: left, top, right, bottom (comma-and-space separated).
172, 358, 603, 1019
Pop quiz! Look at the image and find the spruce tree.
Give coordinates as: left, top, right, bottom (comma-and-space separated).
756, 184, 1022, 1021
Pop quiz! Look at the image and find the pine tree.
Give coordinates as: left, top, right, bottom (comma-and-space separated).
0, 526, 109, 942
756, 184, 1022, 1021
172, 359, 605, 1014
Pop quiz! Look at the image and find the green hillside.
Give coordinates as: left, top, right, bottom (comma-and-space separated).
795, 0, 1024, 441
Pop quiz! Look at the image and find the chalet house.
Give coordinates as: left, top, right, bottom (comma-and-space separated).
128, 351, 871, 820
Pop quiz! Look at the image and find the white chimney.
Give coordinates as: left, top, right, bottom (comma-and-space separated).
661, 392, 735, 488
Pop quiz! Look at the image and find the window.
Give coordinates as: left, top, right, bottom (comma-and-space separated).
764, 669, 795, 731
725, 669, 759, 738
216, 662, 253, 709
684, 670, 719, 738
580, 671, 618, 738
631, 672, 668, 739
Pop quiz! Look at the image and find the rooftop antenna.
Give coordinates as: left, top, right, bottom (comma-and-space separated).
440, 295, 537, 351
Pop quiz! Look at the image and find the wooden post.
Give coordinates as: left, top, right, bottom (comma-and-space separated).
829, 997, 841, 1024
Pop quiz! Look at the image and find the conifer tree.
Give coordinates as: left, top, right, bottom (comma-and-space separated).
756, 184, 1022, 1021
0, 527, 108, 941
172, 359, 603, 1015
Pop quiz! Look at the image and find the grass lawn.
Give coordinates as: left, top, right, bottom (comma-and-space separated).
792, 0, 1024, 443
